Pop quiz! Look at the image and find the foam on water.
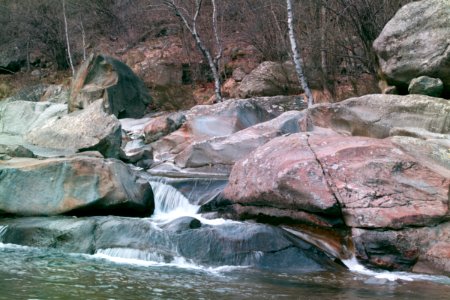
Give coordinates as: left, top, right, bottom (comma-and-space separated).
343, 256, 450, 284
93, 247, 245, 274
149, 179, 234, 226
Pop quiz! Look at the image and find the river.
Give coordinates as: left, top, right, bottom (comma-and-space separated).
1, 178, 450, 299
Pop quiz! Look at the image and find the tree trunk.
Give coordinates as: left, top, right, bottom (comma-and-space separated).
62, 0, 75, 76
164, 0, 223, 102
286, 0, 314, 107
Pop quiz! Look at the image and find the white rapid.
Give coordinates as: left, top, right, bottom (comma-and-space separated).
91, 178, 235, 269
343, 256, 450, 284
0, 225, 7, 239
148, 178, 232, 226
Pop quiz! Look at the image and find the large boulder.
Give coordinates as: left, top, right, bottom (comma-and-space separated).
25, 99, 122, 158
69, 54, 152, 118
0, 156, 154, 217
220, 131, 342, 228
0, 100, 67, 136
218, 129, 449, 230
237, 61, 300, 98
373, 0, 450, 94
309, 134, 449, 229
174, 111, 309, 169
151, 99, 275, 162
308, 94, 450, 138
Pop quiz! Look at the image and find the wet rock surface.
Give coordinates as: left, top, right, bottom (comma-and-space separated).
0, 216, 342, 272
0, 156, 154, 217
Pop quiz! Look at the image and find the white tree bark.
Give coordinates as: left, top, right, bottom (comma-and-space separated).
80, 18, 86, 61
286, 0, 314, 107
164, 0, 223, 102
62, 0, 75, 76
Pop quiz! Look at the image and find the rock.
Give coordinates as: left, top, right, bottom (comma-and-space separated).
30, 69, 41, 77
69, 54, 152, 118
0, 216, 341, 272
0, 100, 68, 136
220, 131, 341, 227
143, 112, 186, 143
382, 86, 398, 95
237, 61, 300, 98
352, 222, 450, 275
159, 216, 202, 232
408, 76, 444, 97
0, 156, 154, 217
174, 111, 308, 168
0, 44, 25, 73
373, 0, 450, 94
308, 94, 450, 138
3, 84, 48, 102
390, 135, 450, 178
0, 144, 35, 158
25, 99, 122, 158
151, 99, 275, 163
0, 217, 97, 253
232, 67, 247, 82
310, 134, 449, 229
41, 84, 70, 104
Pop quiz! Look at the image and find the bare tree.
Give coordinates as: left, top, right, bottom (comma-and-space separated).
62, 0, 75, 75
163, 0, 223, 102
286, 0, 314, 106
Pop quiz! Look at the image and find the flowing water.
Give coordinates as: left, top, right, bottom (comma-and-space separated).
1, 179, 450, 299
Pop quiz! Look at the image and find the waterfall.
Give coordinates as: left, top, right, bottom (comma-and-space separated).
0, 225, 7, 241
149, 179, 200, 223
149, 179, 230, 226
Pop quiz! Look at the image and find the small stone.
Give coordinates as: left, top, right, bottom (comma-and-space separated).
408, 76, 443, 97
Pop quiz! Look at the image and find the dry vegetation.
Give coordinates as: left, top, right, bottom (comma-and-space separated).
0, 0, 413, 106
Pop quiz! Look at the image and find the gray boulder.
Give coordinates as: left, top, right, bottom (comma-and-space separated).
373, 0, 450, 94
0, 100, 68, 136
174, 111, 308, 168
408, 76, 444, 97
237, 61, 300, 98
308, 94, 450, 138
25, 99, 121, 158
0, 156, 154, 217
69, 54, 152, 118
151, 98, 275, 162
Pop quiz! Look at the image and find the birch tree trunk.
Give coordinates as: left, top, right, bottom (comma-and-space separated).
62, 0, 75, 76
164, 0, 223, 102
286, 0, 314, 107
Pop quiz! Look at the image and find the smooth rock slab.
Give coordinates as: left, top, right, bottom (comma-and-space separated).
311, 135, 449, 229
25, 99, 122, 158
221, 131, 341, 227
174, 111, 308, 168
0, 156, 154, 216
0, 216, 341, 272
309, 94, 450, 138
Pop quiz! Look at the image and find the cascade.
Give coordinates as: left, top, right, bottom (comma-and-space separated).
0, 225, 7, 241
148, 178, 230, 226
342, 256, 450, 283
150, 179, 199, 222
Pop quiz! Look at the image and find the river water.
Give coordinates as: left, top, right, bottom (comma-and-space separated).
1, 179, 450, 299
